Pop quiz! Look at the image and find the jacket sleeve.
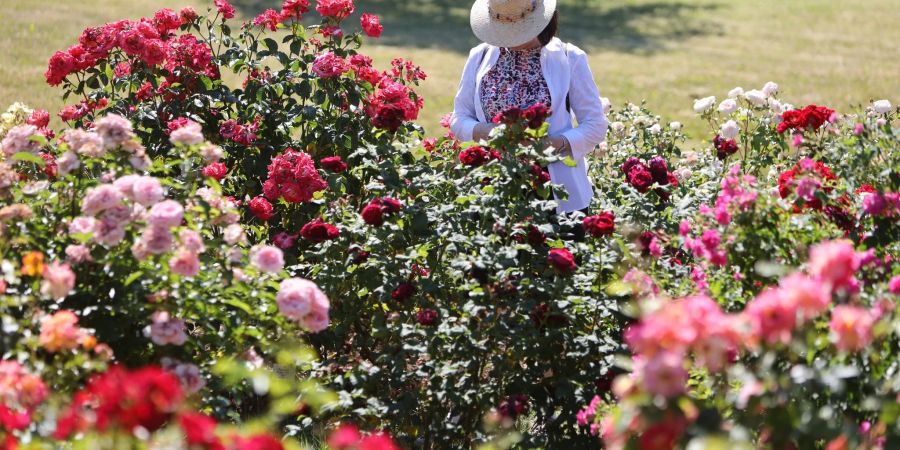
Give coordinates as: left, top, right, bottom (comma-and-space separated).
561, 49, 609, 161
450, 45, 486, 142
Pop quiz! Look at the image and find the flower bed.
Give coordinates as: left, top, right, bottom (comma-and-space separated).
0, 0, 897, 448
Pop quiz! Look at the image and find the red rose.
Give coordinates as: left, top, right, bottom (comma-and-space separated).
178, 413, 223, 450
523, 103, 551, 129
300, 218, 340, 243
583, 212, 615, 237
416, 309, 439, 326
45, 51, 76, 86
361, 203, 384, 226
380, 197, 402, 214
459, 145, 490, 167
320, 156, 348, 172
648, 156, 669, 185
621, 157, 641, 176
627, 165, 653, 193
360, 13, 383, 38
248, 197, 274, 221
547, 248, 576, 273
492, 106, 522, 125
776, 104, 835, 134
202, 162, 228, 181
526, 225, 546, 247
214, 0, 236, 20
497, 394, 529, 420
391, 282, 415, 300
280, 0, 310, 21
26, 109, 50, 129
231, 434, 284, 450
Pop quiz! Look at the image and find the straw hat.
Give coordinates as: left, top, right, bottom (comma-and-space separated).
470, 0, 558, 48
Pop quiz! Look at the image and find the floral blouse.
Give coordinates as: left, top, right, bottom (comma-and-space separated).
480, 46, 552, 120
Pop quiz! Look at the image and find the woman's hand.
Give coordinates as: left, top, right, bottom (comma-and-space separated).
543, 135, 572, 157
473, 122, 499, 142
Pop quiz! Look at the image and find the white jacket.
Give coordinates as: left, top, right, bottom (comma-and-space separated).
450, 37, 609, 213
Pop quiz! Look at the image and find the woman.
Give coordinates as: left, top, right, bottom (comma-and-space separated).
451, 0, 609, 216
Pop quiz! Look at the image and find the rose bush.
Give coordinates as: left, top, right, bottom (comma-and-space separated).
581, 88, 899, 449
0, 0, 895, 447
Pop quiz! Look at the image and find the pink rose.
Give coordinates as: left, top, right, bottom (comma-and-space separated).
168, 248, 200, 277
94, 114, 134, 148
250, 245, 284, 273
638, 352, 687, 398
146, 311, 187, 346
830, 305, 875, 352
808, 240, 860, 290
169, 120, 204, 146
41, 261, 76, 299
745, 287, 797, 345
889, 275, 900, 295
82, 184, 124, 216
779, 272, 831, 320
132, 176, 165, 206
276, 277, 330, 332
69, 216, 98, 235
141, 225, 175, 255
312, 52, 348, 78
65, 244, 92, 264
179, 229, 205, 253
148, 200, 184, 228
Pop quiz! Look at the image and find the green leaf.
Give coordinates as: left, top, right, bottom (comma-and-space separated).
224, 299, 253, 314
12, 152, 45, 166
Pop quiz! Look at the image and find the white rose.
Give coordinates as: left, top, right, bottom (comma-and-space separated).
720, 120, 740, 139
761, 81, 779, 97
718, 99, 738, 114
591, 141, 608, 157
669, 121, 682, 130
744, 90, 767, 106
693, 96, 716, 113
610, 121, 625, 134
649, 123, 661, 135
873, 99, 892, 114
728, 87, 744, 98
599, 97, 612, 115
769, 99, 785, 114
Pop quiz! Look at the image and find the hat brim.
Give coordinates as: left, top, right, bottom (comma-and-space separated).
470, 0, 557, 48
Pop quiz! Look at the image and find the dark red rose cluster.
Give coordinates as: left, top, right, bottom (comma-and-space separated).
361, 196, 403, 226
582, 211, 615, 237
621, 156, 677, 194
492, 103, 551, 129
458, 145, 501, 167
713, 134, 738, 160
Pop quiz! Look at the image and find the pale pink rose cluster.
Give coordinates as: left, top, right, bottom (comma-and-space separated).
1, 124, 40, 157
40, 261, 76, 299
196, 187, 241, 225
94, 113, 135, 149
276, 277, 330, 332
63, 128, 104, 157
169, 119, 205, 146
145, 310, 187, 346
161, 357, 206, 394
250, 245, 284, 273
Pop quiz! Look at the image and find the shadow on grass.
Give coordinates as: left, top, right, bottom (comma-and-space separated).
231, 0, 722, 53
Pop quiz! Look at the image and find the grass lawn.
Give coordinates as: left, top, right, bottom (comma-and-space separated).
1, 0, 897, 142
